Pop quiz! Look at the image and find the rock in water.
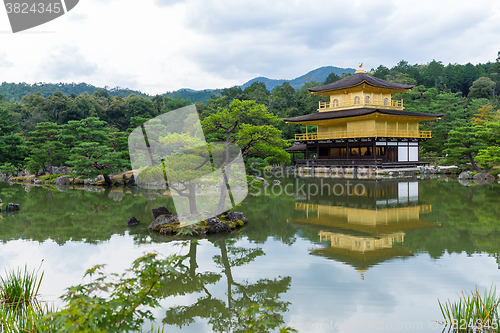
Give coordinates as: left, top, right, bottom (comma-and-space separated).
6, 203, 20, 211
458, 171, 472, 180
227, 211, 248, 224
126, 217, 141, 226
152, 206, 171, 219
148, 214, 179, 230
126, 174, 136, 186
54, 176, 70, 185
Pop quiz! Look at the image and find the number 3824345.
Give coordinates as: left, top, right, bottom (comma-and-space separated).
5, 2, 62, 14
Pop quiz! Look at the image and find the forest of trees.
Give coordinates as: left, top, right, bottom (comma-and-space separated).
1, 55, 500, 177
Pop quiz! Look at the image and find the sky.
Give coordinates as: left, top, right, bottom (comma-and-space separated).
1, 0, 500, 95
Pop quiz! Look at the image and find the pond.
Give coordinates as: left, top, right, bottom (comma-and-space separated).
1, 175, 500, 332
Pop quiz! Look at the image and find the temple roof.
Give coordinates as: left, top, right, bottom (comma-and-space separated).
285, 144, 307, 151
284, 108, 443, 123
308, 72, 415, 93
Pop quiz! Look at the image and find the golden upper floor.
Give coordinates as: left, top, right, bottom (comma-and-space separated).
308, 70, 414, 112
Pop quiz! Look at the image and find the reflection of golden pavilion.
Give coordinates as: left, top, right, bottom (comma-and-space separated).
295, 202, 434, 234
319, 230, 404, 253
288, 180, 439, 276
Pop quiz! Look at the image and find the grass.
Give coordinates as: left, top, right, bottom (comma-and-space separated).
438, 285, 500, 332
0, 265, 52, 332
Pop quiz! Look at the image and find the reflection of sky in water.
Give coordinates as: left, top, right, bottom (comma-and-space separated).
1, 234, 499, 333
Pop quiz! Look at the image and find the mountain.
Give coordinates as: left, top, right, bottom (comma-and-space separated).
241, 66, 356, 90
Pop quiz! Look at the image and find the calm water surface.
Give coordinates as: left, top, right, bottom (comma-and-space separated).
1, 176, 500, 332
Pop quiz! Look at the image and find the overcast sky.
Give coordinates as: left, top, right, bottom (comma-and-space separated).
1, 0, 499, 94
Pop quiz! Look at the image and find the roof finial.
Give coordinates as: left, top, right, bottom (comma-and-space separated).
355, 63, 366, 74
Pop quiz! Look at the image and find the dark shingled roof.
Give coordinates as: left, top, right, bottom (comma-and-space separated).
285, 144, 307, 151
284, 108, 443, 123
308, 72, 414, 93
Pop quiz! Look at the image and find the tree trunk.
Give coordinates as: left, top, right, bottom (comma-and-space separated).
467, 152, 482, 171
187, 183, 198, 214
189, 240, 198, 278
218, 239, 234, 308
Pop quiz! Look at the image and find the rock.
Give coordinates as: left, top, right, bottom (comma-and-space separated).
254, 176, 269, 187
127, 217, 141, 226
6, 203, 20, 211
34, 179, 44, 185
113, 180, 124, 186
205, 216, 222, 226
126, 174, 136, 186
159, 227, 173, 235
124, 167, 128, 171
207, 222, 231, 234
473, 173, 495, 185
458, 171, 472, 180
59, 166, 68, 175
226, 211, 248, 224
152, 206, 171, 219
54, 176, 70, 186
273, 180, 281, 185
122, 174, 127, 180
148, 214, 179, 230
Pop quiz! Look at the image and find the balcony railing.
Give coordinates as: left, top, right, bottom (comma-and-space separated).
319, 99, 404, 111
294, 130, 432, 141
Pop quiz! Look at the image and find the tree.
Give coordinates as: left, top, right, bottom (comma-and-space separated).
202, 99, 289, 212
0, 106, 27, 170
475, 146, 500, 169
64, 117, 129, 184
468, 77, 496, 99
24, 122, 67, 175
324, 72, 341, 85
444, 125, 485, 170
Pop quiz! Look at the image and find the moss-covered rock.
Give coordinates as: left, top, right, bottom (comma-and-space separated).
147, 207, 248, 236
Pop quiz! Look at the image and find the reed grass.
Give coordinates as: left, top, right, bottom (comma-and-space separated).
0, 265, 53, 332
438, 285, 500, 332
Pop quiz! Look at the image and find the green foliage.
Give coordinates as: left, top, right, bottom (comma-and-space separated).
476, 146, 500, 169
468, 77, 496, 99
38, 174, 64, 183
202, 99, 290, 164
438, 285, 500, 332
24, 122, 67, 175
444, 125, 486, 170
240, 304, 298, 333
48, 253, 186, 332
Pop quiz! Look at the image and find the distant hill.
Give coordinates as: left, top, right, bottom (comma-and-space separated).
0, 82, 149, 102
162, 88, 221, 103
241, 66, 356, 90
0, 66, 356, 104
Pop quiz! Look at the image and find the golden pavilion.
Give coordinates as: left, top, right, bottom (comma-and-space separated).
284, 65, 443, 167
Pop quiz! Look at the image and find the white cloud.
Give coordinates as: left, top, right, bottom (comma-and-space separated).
38, 45, 98, 81
0, 53, 14, 68
1, 0, 500, 92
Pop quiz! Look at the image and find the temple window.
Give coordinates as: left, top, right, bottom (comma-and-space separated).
333, 99, 339, 107
354, 96, 360, 104
365, 96, 370, 104
384, 98, 389, 106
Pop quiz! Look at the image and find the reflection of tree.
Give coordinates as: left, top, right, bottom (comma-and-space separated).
162, 236, 292, 333
402, 180, 500, 258
0, 183, 174, 244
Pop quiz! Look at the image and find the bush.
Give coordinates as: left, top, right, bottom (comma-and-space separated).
489, 169, 500, 178
38, 174, 63, 183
